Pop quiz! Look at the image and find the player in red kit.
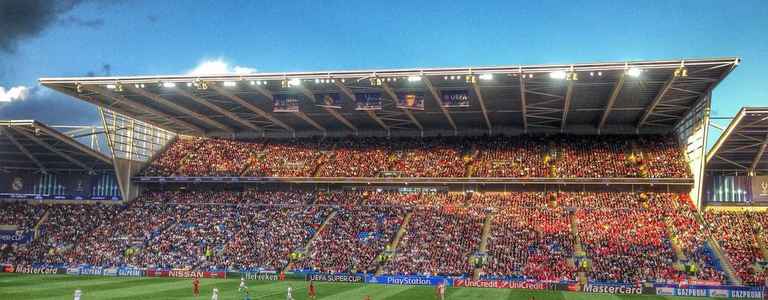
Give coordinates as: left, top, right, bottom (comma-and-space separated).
308, 281, 317, 299
193, 277, 200, 297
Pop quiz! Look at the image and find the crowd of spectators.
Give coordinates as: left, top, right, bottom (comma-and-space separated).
140, 135, 690, 179
295, 206, 405, 273
142, 137, 203, 176
486, 206, 575, 281
1, 188, 739, 285
385, 205, 484, 276
0, 201, 46, 229
705, 210, 768, 285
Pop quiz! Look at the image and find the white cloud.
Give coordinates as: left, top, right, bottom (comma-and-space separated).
0, 86, 30, 103
185, 58, 257, 75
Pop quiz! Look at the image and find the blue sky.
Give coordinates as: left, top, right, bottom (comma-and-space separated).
1, 0, 766, 131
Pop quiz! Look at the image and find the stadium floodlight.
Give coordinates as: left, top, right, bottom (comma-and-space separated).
549, 70, 567, 80
222, 81, 237, 87
626, 67, 643, 77
186, 82, 193, 87
479, 73, 493, 80
162, 82, 176, 88
287, 78, 302, 87
106, 84, 116, 89
407, 76, 422, 82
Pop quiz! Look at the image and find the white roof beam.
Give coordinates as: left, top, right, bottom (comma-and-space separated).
12, 127, 93, 173
518, 76, 529, 133
293, 111, 327, 133
750, 134, 768, 172
422, 76, 457, 132
561, 80, 574, 133
470, 81, 492, 134
174, 88, 263, 132
86, 85, 205, 135
208, 84, 294, 132
297, 86, 357, 133
598, 73, 626, 133
381, 82, 423, 133
335, 81, 388, 132
637, 75, 677, 128
1, 127, 47, 173
125, 86, 234, 133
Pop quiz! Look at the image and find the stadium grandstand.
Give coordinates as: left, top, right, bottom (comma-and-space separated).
8, 57, 768, 298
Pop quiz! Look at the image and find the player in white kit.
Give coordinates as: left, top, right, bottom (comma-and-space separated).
238, 277, 247, 292
73, 289, 82, 300
211, 287, 219, 300
286, 284, 294, 300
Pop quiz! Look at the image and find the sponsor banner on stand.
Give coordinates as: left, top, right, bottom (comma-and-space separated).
654, 285, 764, 298
307, 273, 364, 283
103, 268, 118, 276
66, 267, 80, 275
13, 265, 60, 275
243, 272, 280, 281
145, 269, 225, 279
581, 283, 643, 295
78, 266, 103, 276
117, 268, 143, 277
365, 275, 451, 286
453, 279, 548, 290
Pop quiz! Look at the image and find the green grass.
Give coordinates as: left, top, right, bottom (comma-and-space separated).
0, 273, 711, 300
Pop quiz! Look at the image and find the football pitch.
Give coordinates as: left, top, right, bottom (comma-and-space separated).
0, 273, 707, 300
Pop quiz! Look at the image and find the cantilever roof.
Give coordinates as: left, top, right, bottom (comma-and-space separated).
0, 120, 113, 173
40, 57, 739, 137
706, 107, 768, 175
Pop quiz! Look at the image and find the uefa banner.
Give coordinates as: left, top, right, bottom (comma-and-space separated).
365, 275, 451, 286
453, 279, 549, 290
440, 90, 470, 107
354, 93, 383, 111
317, 93, 343, 109
273, 95, 301, 112
752, 176, 768, 203
396, 93, 425, 110
306, 273, 364, 283
0, 230, 33, 244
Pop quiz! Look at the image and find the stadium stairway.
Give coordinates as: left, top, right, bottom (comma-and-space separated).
311, 151, 334, 177
695, 212, 742, 285
752, 224, 768, 261
665, 218, 688, 261
375, 211, 414, 275
284, 210, 338, 272
472, 211, 495, 280
32, 207, 50, 240
569, 212, 589, 285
